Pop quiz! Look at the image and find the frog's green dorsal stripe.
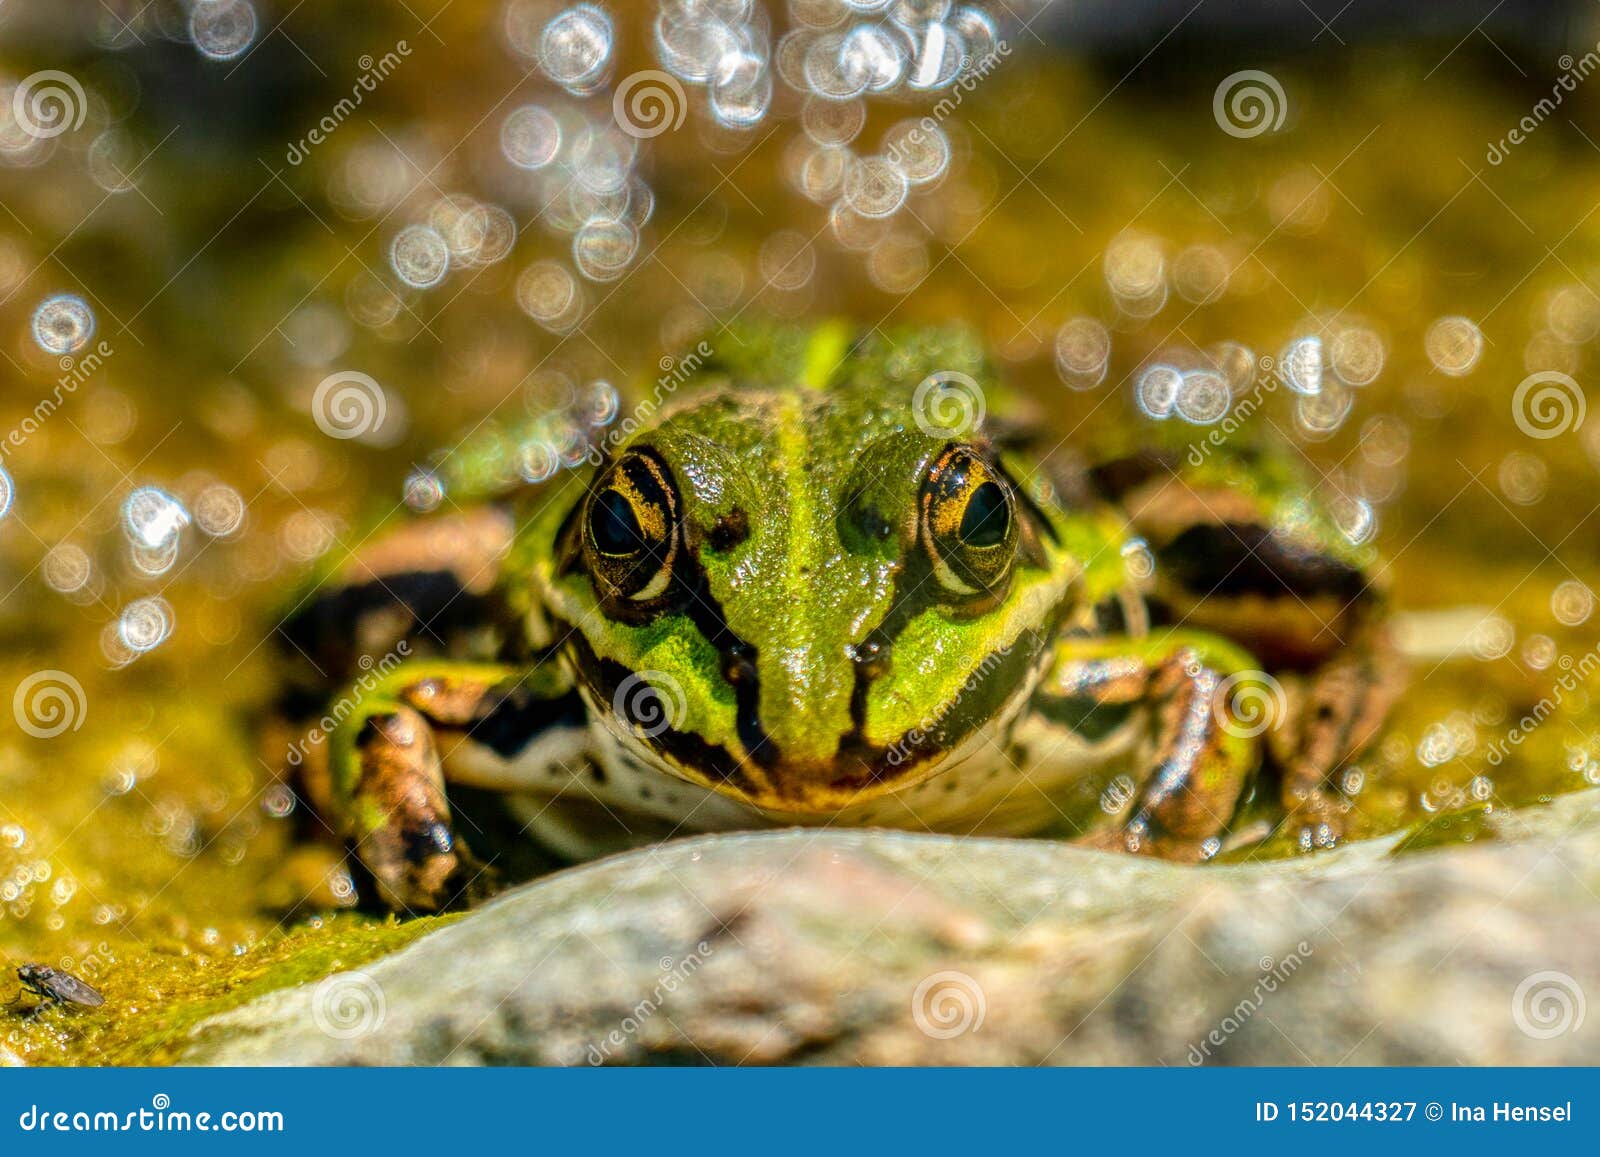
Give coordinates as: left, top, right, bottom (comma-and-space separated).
800, 319, 856, 390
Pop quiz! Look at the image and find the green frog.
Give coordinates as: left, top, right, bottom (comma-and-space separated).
275, 322, 1400, 912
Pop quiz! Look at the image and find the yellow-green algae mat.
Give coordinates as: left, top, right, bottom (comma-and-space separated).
4, 914, 454, 1067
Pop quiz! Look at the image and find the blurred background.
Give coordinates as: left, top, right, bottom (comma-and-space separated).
4, 0, 1600, 1062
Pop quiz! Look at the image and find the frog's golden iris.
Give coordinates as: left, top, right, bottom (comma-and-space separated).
580, 449, 681, 607
919, 444, 1021, 601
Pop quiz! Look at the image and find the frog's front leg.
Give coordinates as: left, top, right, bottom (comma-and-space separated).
1038, 631, 1266, 859
327, 659, 578, 911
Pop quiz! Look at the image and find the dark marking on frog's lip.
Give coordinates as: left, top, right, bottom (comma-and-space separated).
658, 555, 780, 772
561, 629, 765, 797
840, 625, 1049, 776
562, 613, 1050, 810
825, 511, 1067, 794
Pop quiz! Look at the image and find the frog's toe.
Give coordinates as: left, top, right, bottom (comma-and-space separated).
1082, 821, 1221, 863
360, 816, 493, 912
343, 706, 468, 912
399, 820, 461, 902
1277, 787, 1354, 853
1266, 629, 1404, 830
360, 808, 464, 912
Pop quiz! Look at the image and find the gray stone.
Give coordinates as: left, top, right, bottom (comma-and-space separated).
183, 792, 1600, 1065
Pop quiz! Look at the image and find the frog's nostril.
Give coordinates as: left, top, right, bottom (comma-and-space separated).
848, 636, 892, 677
722, 642, 757, 685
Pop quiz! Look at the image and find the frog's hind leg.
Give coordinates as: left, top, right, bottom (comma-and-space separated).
1037, 632, 1263, 859
1088, 444, 1403, 847
277, 505, 518, 693
328, 659, 583, 912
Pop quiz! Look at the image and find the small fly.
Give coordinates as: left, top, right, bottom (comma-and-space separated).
14, 963, 105, 1010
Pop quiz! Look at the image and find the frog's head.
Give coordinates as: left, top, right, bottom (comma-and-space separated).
530, 328, 1090, 815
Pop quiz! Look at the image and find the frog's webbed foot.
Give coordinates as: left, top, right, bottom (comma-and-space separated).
329, 661, 541, 912
1043, 634, 1261, 860
1264, 627, 1406, 848
349, 705, 467, 911
1044, 627, 1401, 859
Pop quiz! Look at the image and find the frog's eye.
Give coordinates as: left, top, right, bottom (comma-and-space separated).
919, 445, 1018, 597
583, 450, 681, 602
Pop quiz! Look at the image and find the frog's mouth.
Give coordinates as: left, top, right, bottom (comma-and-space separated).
567, 629, 1050, 813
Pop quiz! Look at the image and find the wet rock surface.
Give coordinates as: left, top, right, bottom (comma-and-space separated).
183, 793, 1600, 1065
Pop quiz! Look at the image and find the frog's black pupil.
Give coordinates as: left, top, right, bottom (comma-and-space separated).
592, 490, 643, 555
958, 481, 1010, 548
